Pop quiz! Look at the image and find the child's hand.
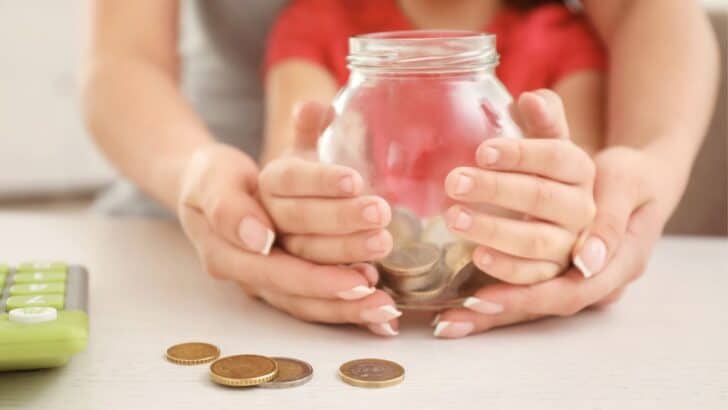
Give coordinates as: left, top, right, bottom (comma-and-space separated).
444, 90, 596, 285
259, 102, 394, 265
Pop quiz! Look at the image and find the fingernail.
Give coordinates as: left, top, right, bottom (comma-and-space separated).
430, 313, 441, 327
573, 236, 607, 278
478, 251, 493, 267
433, 321, 474, 338
463, 297, 503, 314
365, 231, 389, 253
368, 322, 399, 337
454, 174, 474, 195
452, 210, 473, 231
337, 285, 376, 301
362, 203, 382, 224
481, 146, 500, 165
238, 217, 275, 255
349, 263, 379, 286
339, 175, 354, 194
361, 305, 403, 323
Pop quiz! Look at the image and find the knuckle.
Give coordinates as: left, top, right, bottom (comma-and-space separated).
530, 180, 554, 216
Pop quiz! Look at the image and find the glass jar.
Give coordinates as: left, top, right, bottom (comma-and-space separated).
318, 31, 522, 310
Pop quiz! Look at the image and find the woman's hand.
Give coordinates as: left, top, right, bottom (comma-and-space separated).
444, 90, 596, 285
433, 142, 667, 338
177, 143, 401, 337
259, 102, 395, 265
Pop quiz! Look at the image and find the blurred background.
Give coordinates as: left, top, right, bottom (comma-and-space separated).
0, 1, 725, 235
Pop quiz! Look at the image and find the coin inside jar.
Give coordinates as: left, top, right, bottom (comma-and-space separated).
209, 355, 278, 387
165, 342, 220, 365
379, 242, 439, 277
339, 358, 405, 388
387, 207, 422, 244
260, 357, 313, 389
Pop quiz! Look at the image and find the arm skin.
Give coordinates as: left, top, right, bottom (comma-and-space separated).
582, 0, 720, 219
81, 0, 219, 210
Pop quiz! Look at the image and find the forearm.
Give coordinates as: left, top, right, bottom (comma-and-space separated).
588, 0, 720, 214
82, 57, 215, 210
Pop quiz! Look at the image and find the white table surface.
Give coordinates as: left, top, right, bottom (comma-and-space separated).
0, 212, 726, 410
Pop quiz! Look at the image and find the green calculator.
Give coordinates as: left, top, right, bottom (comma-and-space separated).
0, 261, 88, 371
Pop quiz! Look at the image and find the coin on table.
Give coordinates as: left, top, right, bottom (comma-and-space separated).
165, 342, 220, 365
379, 242, 440, 277
260, 357, 313, 389
339, 358, 405, 388
209, 355, 278, 387
387, 207, 422, 244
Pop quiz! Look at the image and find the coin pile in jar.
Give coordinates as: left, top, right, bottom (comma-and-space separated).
379, 207, 479, 307
165, 342, 404, 389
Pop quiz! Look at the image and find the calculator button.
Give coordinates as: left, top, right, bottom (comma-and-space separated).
6, 294, 64, 310
13, 271, 67, 283
8, 307, 58, 324
9, 283, 65, 296
17, 261, 67, 273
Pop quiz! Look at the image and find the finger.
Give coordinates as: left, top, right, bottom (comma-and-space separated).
445, 167, 595, 229
462, 203, 658, 318
573, 161, 653, 278
187, 207, 378, 300
445, 205, 575, 263
516, 90, 569, 139
475, 138, 595, 186
259, 157, 363, 198
433, 309, 539, 338
179, 147, 275, 255
473, 246, 562, 285
593, 288, 626, 308
266, 195, 391, 235
256, 288, 401, 327
293, 101, 335, 151
281, 229, 393, 264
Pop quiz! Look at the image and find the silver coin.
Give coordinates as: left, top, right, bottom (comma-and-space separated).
379, 242, 440, 277
259, 357, 313, 389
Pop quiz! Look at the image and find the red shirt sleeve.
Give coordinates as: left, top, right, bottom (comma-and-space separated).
264, 0, 342, 79
548, 9, 607, 83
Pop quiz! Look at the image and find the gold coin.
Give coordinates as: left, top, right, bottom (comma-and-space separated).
444, 241, 475, 275
165, 342, 220, 365
209, 355, 278, 387
260, 357, 314, 389
379, 242, 439, 277
339, 358, 404, 388
387, 207, 422, 245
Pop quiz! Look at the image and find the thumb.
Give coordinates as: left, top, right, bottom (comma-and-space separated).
573, 166, 650, 278
292, 101, 335, 151
513, 89, 570, 140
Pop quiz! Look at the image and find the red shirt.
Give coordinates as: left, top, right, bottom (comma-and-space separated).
265, 0, 606, 96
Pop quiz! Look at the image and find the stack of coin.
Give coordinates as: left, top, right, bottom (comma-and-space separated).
380, 209, 477, 306
339, 358, 405, 388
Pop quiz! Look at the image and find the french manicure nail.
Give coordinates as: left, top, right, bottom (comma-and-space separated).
430, 313, 441, 327
337, 285, 376, 301
573, 236, 607, 278
238, 217, 275, 255
433, 321, 474, 338
478, 252, 493, 267
482, 146, 500, 165
368, 322, 399, 337
361, 305, 403, 323
365, 231, 388, 253
362, 203, 382, 224
454, 174, 474, 195
349, 263, 379, 286
339, 175, 354, 194
453, 210, 473, 231
463, 297, 504, 314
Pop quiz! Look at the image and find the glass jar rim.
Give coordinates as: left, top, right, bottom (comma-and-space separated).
348, 30, 499, 74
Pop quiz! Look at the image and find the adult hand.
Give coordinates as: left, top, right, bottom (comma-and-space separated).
433, 147, 667, 338
178, 143, 401, 337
